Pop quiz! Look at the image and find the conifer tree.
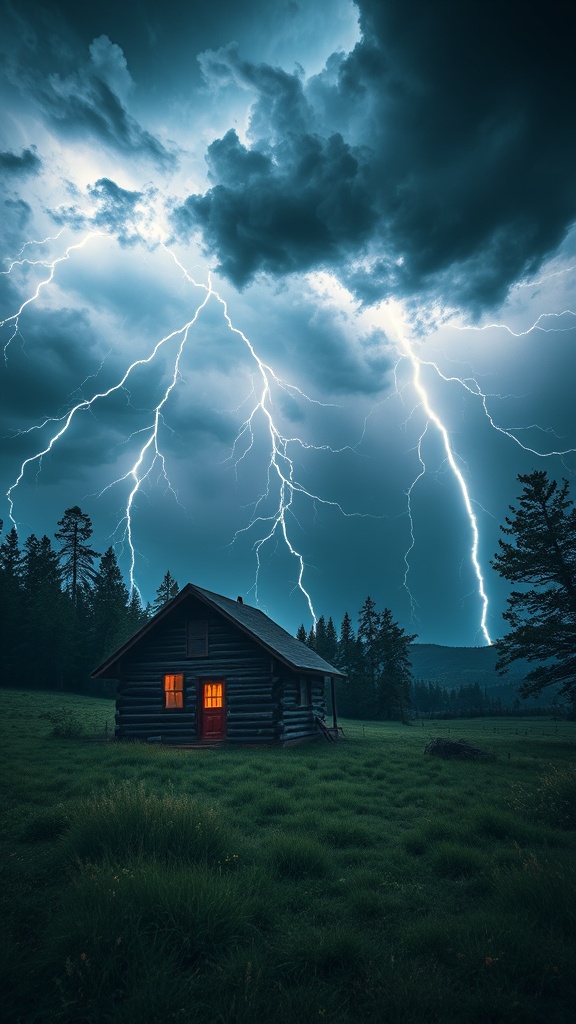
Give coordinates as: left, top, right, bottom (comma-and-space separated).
153, 570, 179, 611
55, 506, 100, 607
0, 527, 24, 682
90, 547, 131, 662
492, 470, 576, 703
296, 623, 308, 644
377, 607, 416, 722
358, 596, 380, 693
22, 535, 74, 687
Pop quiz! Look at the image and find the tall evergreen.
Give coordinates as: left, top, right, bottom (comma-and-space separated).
357, 596, 380, 698
377, 608, 416, 722
0, 527, 24, 683
126, 589, 149, 636
153, 570, 179, 611
55, 506, 100, 607
90, 547, 131, 663
493, 470, 576, 704
22, 535, 74, 687
296, 623, 308, 645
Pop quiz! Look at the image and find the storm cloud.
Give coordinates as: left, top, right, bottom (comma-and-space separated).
0, 146, 42, 178
178, 0, 576, 313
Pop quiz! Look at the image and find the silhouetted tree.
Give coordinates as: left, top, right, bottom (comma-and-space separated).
55, 506, 100, 608
90, 547, 131, 663
357, 596, 380, 700
22, 535, 74, 687
0, 527, 24, 682
296, 623, 308, 645
377, 608, 416, 722
126, 589, 149, 635
493, 470, 576, 706
153, 570, 179, 611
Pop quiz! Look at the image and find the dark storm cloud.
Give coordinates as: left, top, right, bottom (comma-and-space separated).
172, 45, 375, 287
35, 36, 172, 168
179, 0, 576, 312
0, 146, 41, 178
1, 5, 173, 170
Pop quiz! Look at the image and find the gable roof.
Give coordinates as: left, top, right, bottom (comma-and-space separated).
91, 582, 345, 679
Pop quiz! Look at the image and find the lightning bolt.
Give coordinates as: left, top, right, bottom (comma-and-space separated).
2, 232, 374, 622
0, 233, 106, 362
383, 307, 492, 646
385, 300, 576, 644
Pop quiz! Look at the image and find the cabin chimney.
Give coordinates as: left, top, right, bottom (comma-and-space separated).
237, 595, 243, 604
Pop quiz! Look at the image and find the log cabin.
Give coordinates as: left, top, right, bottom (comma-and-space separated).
91, 583, 345, 745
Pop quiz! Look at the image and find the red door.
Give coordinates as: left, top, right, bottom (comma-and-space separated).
200, 680, 226, 740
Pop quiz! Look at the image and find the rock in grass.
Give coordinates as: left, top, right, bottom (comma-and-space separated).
424, 737, 495, 761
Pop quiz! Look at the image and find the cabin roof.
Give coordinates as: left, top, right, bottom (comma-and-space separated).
91, 582, 345, 679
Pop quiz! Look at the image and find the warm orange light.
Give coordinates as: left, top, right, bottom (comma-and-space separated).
164, 673, 184, 709
203, 682, 223, 709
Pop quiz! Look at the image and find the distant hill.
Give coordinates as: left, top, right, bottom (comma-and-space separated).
408, 643, 547, 705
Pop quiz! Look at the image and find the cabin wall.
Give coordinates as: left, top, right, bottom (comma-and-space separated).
115, 600, 280, 743
278, 670, 327, 744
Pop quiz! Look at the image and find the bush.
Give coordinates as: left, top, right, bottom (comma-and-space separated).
41, 708, 85, 738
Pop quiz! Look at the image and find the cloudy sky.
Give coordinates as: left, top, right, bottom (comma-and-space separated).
1, 0, 575, 646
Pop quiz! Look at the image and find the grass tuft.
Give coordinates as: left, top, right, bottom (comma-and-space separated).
63, 779, 232, 866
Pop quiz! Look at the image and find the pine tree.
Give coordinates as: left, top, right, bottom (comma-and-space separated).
358, 596, 380, 694
296, 623, 308, 644
492, 470, 576, 703
314, 615, 327, 657
90, 547, 131, 663
22, 535, 74, 687
0, 527, 24, 682
336, 612, 356, 675
324, 616, 339, 666
153, 570, 179, 611
377, 608, 416, 722
126, 589, 149, 635
55, 506, 100, 607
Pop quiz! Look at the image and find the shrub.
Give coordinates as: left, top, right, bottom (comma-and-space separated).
41, 709, 85, 738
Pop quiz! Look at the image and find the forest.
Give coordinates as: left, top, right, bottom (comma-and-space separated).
2, 469, 575, 720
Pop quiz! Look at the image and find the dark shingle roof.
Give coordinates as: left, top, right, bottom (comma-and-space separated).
193, 585, 343, 676
92, 583, 345, 678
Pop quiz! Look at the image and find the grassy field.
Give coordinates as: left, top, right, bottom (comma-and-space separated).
1, 688, 575, 1024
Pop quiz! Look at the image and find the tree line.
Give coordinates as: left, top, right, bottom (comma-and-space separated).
0, 506, 179, 691
1, 470, 575, 714
300, 469, 576, 720
298, 598, 416, 722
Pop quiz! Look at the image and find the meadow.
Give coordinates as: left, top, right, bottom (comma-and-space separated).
1, 688, 575, 1024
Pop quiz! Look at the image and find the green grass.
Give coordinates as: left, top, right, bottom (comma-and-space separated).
1, 688, 575, 1023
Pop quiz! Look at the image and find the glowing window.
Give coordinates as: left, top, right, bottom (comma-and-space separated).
164, 673, 184, 709
203, 683, 223, 709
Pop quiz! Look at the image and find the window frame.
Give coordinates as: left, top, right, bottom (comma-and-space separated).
164, 672, 185, 709
187, 619, 209, 658
298, 676, 312, 708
